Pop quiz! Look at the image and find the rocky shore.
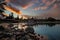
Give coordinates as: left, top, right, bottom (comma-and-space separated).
0, 24, 48, 40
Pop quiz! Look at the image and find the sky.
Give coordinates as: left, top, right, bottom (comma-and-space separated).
0, 0, 60, 19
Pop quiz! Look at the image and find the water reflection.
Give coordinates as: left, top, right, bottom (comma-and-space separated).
47, 23, 56, 27
0, 23, 57, 30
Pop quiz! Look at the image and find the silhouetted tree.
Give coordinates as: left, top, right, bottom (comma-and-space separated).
47, 17, 56, 21
5, 12, 14, 19
15, 15, 19, 20
8, 13, 14, 19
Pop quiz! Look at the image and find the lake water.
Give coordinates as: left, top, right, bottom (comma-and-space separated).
33, 24, 60, 40
0, 23, 60, 40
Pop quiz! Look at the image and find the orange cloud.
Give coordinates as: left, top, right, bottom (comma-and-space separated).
34, 0, 56, 11
46, 0, 56, 6
42, 0, 56, 6
42, 0, 47, 3
3, 5, 22, 14
5, 0, 10, 3
34, 6, 47, 10
52, 4, 58, 9
22, 3, 34, 9
41, 6, 47, 10
34, 7, 40, 10
2, 12, 9, 16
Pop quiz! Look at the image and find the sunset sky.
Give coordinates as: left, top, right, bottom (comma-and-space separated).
0, 0, 60, 19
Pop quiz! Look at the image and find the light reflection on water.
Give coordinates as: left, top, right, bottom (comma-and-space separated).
0, 23, 60, 40
0, 23, 27, 29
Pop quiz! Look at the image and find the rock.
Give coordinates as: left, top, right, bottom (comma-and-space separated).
0, 25, 48, 40
25, 27, 34, 34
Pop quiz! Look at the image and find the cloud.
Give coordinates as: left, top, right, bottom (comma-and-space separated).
34, 0, 58, 10
5, 0, 34, 9
5, 0, 10, 3
52, 4, 58, 9
45, 0, 56, 6
34, 6, 48, 10
42, 0, 55, 6
22, 2, 34, 9
5, 0, 60, 10
34, 7, 40, 10
5, 0, 41, 9
3, 5, 22, 14
2, 12, 9, 16
42, 0, 47, 3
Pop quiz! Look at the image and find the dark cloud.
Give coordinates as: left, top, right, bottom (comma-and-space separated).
34, 0, 60, 10
5, 0, 60, 10
0, 0, 4, 2
7, 0, 34, 9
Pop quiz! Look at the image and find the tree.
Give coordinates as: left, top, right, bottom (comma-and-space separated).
47, 17, 56, 21
16, 15, 19, 20
9, 13, 14, 19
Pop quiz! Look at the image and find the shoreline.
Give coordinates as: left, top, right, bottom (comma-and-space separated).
0, 25, 48, 40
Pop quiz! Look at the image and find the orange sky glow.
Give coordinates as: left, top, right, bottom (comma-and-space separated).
3, 5, 22, 15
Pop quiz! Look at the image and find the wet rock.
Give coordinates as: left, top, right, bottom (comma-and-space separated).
25, 27, 34, 34
0, 26, 5, 31
0, 25, 48, 40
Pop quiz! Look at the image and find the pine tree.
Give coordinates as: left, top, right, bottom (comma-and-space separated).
8, 13, 14, 19
16, 15, 19, 20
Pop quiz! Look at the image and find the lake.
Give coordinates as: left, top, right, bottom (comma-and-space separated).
0, 23, 60, 40
33, 24, 60, 40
